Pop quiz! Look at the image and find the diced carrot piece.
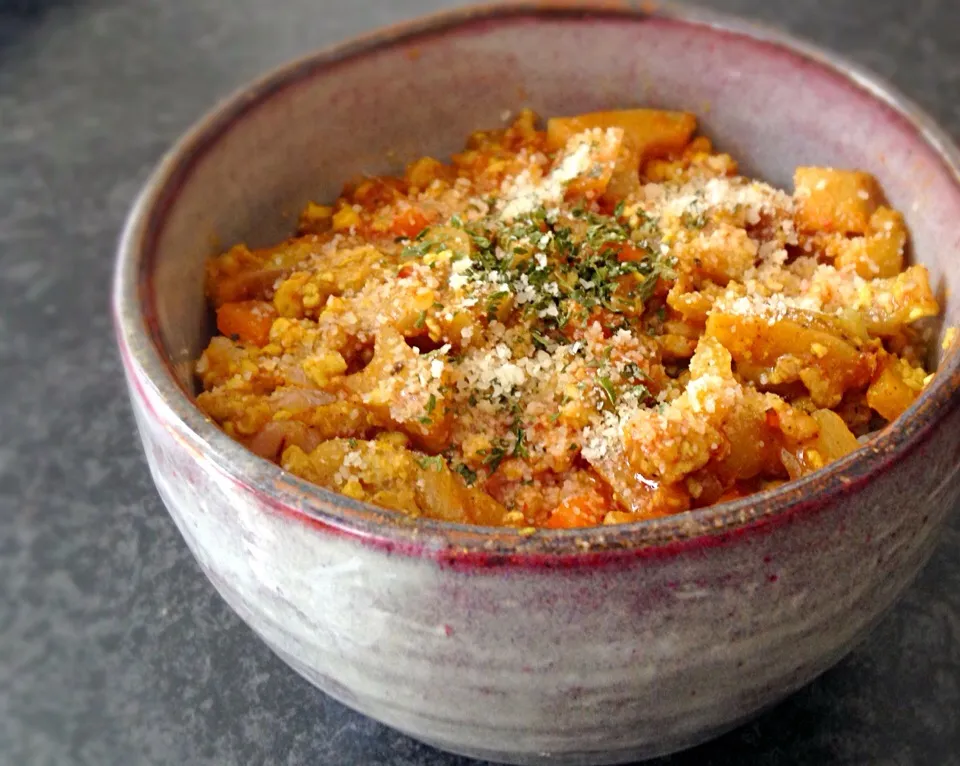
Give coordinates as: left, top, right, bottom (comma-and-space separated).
390, 208, 432, 239
208, 268, 286, 307
616, 243, 648, 263
545, 493, 609, 529
216, 300, 277, 346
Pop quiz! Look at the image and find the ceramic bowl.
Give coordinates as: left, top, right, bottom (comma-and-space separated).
112, 3, 960, 764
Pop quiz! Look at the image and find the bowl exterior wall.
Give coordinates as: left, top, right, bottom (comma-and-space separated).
123, 352, 960, 765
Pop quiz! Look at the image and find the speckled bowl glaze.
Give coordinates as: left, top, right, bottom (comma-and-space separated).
112, 3, 960, 764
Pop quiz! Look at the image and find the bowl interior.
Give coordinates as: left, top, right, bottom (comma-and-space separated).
141, 7, 960, 395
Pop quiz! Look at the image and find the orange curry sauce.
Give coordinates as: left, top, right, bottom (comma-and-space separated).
196, 109, 940, 529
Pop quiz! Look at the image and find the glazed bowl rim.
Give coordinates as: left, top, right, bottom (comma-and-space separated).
113, 0, 960, 560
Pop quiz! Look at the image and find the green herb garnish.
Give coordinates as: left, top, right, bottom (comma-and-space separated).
454, 463, 478, 485
416, 455, 445, 471
483, 444, 508, 473
598, 375, 617, 406
511, 426, 529, 458
486, 290, 509, 320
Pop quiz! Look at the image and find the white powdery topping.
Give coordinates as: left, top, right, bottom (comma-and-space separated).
343, 451, 364, 468
551, 137, 595, 183
758, 241, 788, 263
514, 274, 538, 305
498, 129, 611, 221
687, 374, 736, 414
335, 450, 365, 483
415, 365, 431, 388
499, 363, 527, 389
430, 358, 445, 379
651, 176, 795, 228
723, 260, 896, 324
717, 290, 824, 322
806, 263, 874, 312
451, 257, 473, 274
581, 411, 621, 463
456, 341, 581, 403
499, 167, 546, 221
449, 273, 470, 290
464, 194, 491, 220
456, 343, 526, 400
580, 401, 642, 464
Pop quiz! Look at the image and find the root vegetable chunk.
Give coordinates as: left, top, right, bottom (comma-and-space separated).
794, 167, 882, 234
547, 109, 697, 160
866, 355, 926, 421
282, 439, 508, 525
706, 309, 876, 408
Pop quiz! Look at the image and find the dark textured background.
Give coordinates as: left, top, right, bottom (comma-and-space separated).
1, 1, 959, 764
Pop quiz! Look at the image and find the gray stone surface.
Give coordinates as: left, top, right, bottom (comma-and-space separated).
1, 0, 958, 763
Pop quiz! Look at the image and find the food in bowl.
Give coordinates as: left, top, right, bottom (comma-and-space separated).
195, 108, 940, 529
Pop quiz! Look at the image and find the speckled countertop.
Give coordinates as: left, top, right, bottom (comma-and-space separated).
2, 0, 959, 763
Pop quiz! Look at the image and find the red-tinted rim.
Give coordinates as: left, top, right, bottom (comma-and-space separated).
113, 0, 960, 562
